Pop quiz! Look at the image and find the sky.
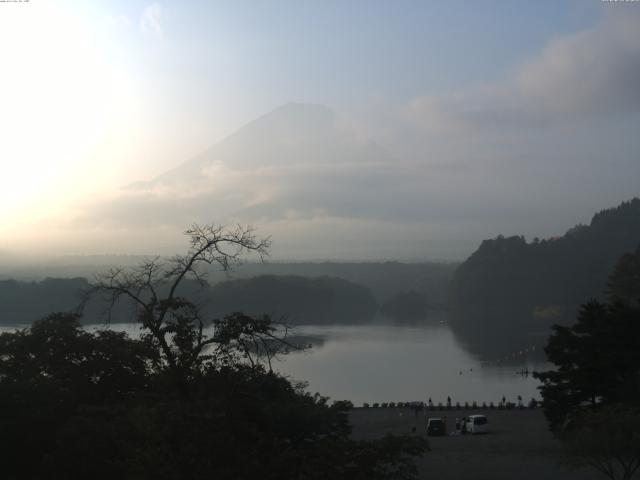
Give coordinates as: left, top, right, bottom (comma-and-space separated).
0, 1, 638, 261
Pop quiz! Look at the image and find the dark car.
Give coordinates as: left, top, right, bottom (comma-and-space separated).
426, 417, 445, 436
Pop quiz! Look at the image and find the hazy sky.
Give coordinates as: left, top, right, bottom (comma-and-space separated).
0, 1, 638, 260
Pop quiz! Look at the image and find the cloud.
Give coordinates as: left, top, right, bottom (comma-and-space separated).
407, 11, 640, 132
140, 3, 165, 38
513, 12, 640, 118
17, 14, 640, 260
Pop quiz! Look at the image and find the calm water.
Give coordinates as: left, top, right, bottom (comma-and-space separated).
1, 314, 547, 406
274, 321, 546, 406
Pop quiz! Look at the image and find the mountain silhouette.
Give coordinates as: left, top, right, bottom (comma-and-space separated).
115, 102, 401, 232
133, 102, 391, 189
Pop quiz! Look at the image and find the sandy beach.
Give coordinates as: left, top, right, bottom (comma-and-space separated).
349, 407, 601, 480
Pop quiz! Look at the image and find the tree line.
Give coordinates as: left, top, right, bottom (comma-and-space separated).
450, 198, 640, 357
536, 246, 640, 480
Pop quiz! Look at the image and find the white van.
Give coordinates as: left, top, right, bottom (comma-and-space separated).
465, 415, 488, 434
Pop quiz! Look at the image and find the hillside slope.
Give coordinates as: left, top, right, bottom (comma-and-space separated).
450, 198, 640, 355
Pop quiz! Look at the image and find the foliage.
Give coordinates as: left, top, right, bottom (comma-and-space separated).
0, 261, 458, 326
0, 277, 91, 324
0, 315, 428, 479
536, 251, 640, 479
0, 313, 157, 479
450, 198, 640, 356
0, 224, 427, 479
451, 199, 640, 315
211, 311, 294, 371
535, 300, 640, 431
80, 223, 271, 388
561, 406, 640, 480
204, 260, 456, 306
208, 274, 378, 325
0, 312, 157, 400
608, 245, 640, 307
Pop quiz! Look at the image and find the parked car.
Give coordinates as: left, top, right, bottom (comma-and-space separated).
426, 417, 446, 436
464, 414, 488, 434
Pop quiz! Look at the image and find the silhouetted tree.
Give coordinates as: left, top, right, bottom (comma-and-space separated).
608, 245, 640, 306
535, 300, 640, 430
535, 253, 640, 480
0, 312, 157, 479
561, 405, 640, 480
81, 223, 271, 391
0, 224, 428, 479
0, 314, 428, 480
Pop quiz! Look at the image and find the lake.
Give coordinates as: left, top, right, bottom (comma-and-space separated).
274, 319, 547, 406
1, 313, 548, 406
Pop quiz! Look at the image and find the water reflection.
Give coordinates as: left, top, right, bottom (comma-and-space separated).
275, 315, 548, 405
0, 314, 549, 406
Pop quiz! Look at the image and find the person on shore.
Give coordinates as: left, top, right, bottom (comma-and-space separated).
461, 417, 467, 434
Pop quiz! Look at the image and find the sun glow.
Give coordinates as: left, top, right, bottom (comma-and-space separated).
0, 2, 139, 232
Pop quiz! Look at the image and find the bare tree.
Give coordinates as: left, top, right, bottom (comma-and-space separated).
212, 311, 296, 373
80, 224, 272, 388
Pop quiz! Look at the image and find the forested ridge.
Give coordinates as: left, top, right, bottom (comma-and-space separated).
0, 277, 90, 324
449, 198, 640, 356
208, 275, 377, 324
0, 261, 455, 325
0, 275, 378, 326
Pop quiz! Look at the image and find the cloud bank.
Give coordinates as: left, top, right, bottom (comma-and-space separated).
17, 12, 640, 260
407, 12, 640, 132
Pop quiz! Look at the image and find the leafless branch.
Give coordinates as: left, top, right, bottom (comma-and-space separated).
77, 223, 272, 387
